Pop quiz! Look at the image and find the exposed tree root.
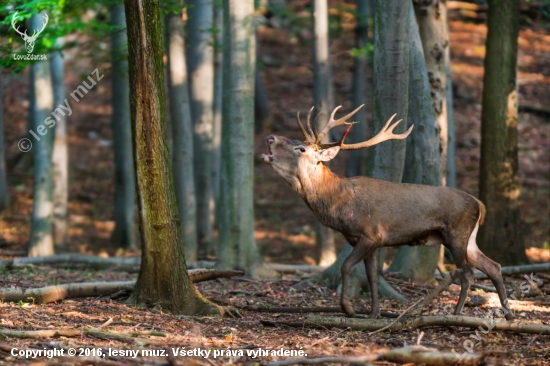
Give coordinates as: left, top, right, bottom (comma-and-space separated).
264, 345, 482, 366
0, 269, 243, 303
301, 315, 550, 335
0, 328, 164, 341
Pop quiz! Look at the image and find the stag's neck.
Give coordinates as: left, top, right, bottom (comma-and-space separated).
295, 164, 344, 211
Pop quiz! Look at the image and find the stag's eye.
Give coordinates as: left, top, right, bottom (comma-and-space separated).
295, 146, 306, 153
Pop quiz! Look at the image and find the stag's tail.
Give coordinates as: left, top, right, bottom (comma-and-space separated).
475, 198, 486, 226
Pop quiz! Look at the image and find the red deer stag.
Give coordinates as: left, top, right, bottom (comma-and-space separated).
261, 105, 513, 320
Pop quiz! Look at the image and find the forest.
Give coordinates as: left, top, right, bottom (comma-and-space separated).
0, 0, 549, 365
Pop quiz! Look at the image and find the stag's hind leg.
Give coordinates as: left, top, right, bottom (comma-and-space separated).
446, 231, 475, 316
466, 221, 514, 320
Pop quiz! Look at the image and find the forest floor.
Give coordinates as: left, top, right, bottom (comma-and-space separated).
1, 0, 550, 365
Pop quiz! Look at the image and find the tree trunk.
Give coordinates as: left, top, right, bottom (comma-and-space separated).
445, 44, 456, 188
28, 13, 55, 258
345, 0, 370, 178
124, 0, 221, 315
388, 6, 441, 284
366, 0, 409, 182
0, 71, 8, 211
50, 40, 68, 247
415, 0, 449, 186
212, 1, 223, 203
165, 7, 198, 262
186, 0, 215, 256
478, 0, 527, 265
216, 0, 276, 278
110, 4, 137, 250
312, 0, 336, 267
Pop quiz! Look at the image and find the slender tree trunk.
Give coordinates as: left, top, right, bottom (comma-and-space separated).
416, 0, 449, 186
478, 0, 527, 265
110, 3, 136, 250
366, 0, 410, 182
28, 13, 55, 257
186, 0, 215, 255
445, 44, 456, 188
0, 71, 8, 211
216, 0, 276, 278
165, 7, 198, 261
212, 1, 223, 204
124, 0, 221, 315
387, 7, 441, 284
50, 40, 68, 247
312, 0, 336, 267
345, 0, 370, 178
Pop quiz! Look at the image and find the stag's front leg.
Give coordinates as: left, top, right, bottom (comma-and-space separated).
363, 250, 379, 318
340, 241, 371, 317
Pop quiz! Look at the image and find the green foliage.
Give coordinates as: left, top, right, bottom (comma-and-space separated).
0, 0, 123, 72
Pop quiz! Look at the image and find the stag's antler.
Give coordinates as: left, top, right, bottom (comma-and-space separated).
325, 113, 413, 151
316, 104, 364, 143
11, 11, 28, 39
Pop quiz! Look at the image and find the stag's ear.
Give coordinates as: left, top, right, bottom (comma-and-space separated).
317, 146, 340, 162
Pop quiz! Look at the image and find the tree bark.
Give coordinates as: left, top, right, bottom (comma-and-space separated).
312, 0, 336, 267
345, 0, 370, 179
388, 6, 441, 285
445, 43, 456, 188
50, 40, 68, 247
478, 0, 527, 265
165, 6, 198, 261
123, 0, 221, 315
216, 0, 276, 278
110, 4, 137, 250
212, 0, 223, 203
0, 71, 8, 211
416, 0, 449, 186
186, 0, 215, 255
28, 12, 55, 257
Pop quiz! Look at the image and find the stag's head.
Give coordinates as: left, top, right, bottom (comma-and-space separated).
262, 105, 413, 184
12, 11, 49, 54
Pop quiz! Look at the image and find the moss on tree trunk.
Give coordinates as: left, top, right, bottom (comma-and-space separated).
124, 0, 221, 315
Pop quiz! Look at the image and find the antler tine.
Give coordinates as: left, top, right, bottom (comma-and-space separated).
296, 111, 315, 143
339, 113, 413, 151
11, 11, 28, 38
305, 106, 316, 139
316, 104, 364, 143
30, 12, 48, 39
317, 122, 355, 149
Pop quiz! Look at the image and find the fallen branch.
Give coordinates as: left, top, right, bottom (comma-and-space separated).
368, 298, 422, 336
264, 345, 482, 366
0, 269, 243, 303
213, 300, 400, 318
438, 263, 550, 280
304, 315, 550, 335
265, 263, 326, 273
0, 328, 164, 341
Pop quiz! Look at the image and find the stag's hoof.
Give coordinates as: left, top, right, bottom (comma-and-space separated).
341, 301, 356, 317
505, 312, 514, 321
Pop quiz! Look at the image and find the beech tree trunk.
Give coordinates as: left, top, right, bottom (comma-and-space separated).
165, 6, 198, 261
415, 0, 449, 186
50, 40, 68, 247
186, 0, 215, 255
124, 0, 221, 315
0, 71, 8, 211
345, 0, 370, 178
216, 0, 276, 278
110, 3, 137, 250
212, 1, 223, 203
28, 13, 55, 257
445, 44, 456, 188
388, 7, 441, 284
312, 0, 336, 267
478, 0, 527, 265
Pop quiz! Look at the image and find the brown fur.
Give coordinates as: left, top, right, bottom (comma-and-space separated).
262, 133, 513, 321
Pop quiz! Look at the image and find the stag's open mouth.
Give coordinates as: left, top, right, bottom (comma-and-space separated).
261, 145, 274, 163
